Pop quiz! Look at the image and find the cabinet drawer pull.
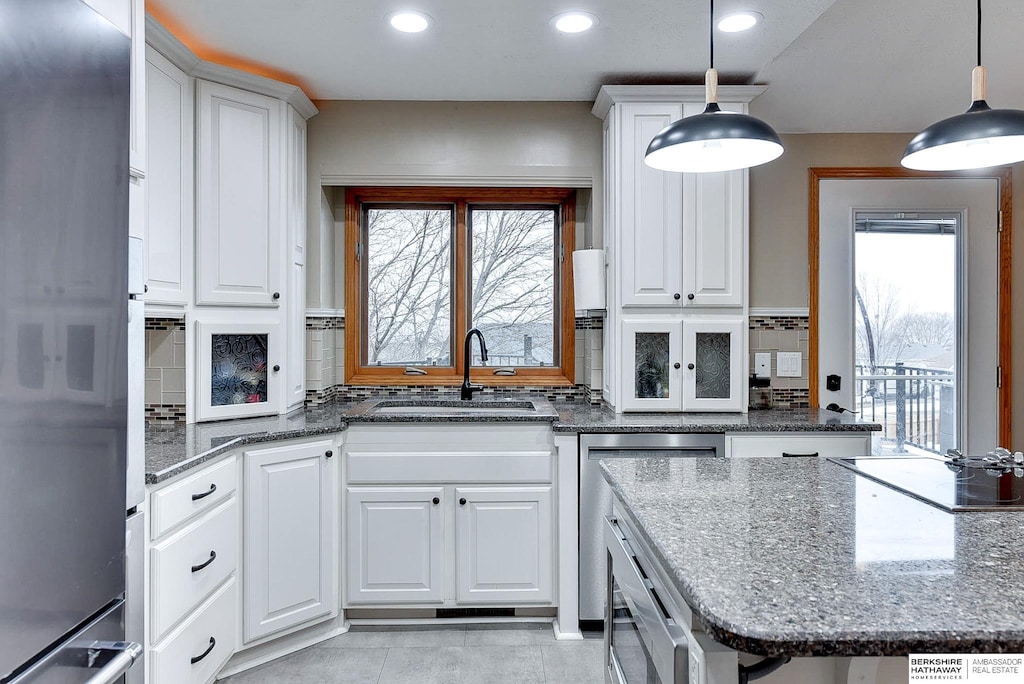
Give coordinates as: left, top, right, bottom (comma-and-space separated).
190, 637, 216, 665
191, 484, 217, 501
782, 452, 819, 458
191, 550, 217, 573
459, 497, 467, 506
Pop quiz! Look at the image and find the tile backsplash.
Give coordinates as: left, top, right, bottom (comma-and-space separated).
748, 314, 809, 408
145, 318, 186, 423
304, 313, 604, 406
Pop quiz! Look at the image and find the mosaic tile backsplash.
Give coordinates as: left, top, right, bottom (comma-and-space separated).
304, 314, 605, 407
145, 318, 186, 424
749, 314, 810, 408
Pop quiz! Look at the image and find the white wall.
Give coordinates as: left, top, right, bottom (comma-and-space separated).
304, 100, 604, 310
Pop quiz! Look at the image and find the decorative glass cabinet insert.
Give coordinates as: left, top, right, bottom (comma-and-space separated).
211, 334, 269, 405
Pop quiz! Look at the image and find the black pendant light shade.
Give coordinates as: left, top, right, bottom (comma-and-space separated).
645, 100, 784, 173
902, 1, 1024, 170
902, 96, 1024, 171
643, 0, 783, 173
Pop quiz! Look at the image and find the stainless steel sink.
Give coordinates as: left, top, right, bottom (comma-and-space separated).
370, 399, 537, 415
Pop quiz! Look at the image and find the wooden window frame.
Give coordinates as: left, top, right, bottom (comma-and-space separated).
345, 187, 576, 386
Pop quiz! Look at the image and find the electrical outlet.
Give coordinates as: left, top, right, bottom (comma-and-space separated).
754, 352, 771, 378
777, 351, 802, 378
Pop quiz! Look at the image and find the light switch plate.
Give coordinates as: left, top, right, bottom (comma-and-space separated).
754, 352, 771, 378
777, 351, 802, 378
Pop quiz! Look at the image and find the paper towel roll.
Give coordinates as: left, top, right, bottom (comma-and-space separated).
572, 249, 606, 311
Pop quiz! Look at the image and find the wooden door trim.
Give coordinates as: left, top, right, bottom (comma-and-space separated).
808, 167, 1012, 447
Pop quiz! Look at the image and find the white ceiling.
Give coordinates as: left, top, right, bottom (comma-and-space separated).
149, 0, 1024, 133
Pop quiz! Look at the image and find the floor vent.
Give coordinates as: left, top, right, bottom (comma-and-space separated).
436, 608, 516, 619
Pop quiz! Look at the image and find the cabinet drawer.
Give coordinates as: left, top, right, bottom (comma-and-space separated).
150, 578, 236, 684
728, 434, 870, 459
151, 457, 238, 539
346, 450, 552, 484
151, 499, 238, 643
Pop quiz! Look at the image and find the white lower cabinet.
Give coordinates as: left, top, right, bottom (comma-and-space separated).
455, 486, 553, 604
346, 487, 445, 605
728, 433, 871, 459
243, 439, 338, 643
149, 578, 237, 684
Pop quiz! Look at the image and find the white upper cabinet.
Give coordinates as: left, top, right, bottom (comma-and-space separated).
286, 106, 308, 409
681, 103, 746, 308
616, 103, 684, 307
196, 81, 283, 307
145, 47, 193, 307
83, 0, 145, 176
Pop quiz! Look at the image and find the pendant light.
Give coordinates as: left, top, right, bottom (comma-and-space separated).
902, 0, 1024, 171
644, 0, 783, 173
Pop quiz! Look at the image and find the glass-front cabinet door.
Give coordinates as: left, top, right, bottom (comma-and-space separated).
620, 319, 682, 412
681, 316, 745, 412
196, 321, 281, 421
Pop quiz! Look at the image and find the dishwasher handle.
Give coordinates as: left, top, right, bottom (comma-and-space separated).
83, 641, 143, 684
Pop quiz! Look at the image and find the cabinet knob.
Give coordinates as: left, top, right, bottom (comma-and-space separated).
673, 363, 681, 370
144, 284, 149, 293
432, 497, 440, 505
673, 293, 681, 300
273, 365, 281, 372
459, 497, 467, 506
325, 450, 333, 459
687, 363, 695, 370
687, 293, 695, 300
272, 292, 281, 300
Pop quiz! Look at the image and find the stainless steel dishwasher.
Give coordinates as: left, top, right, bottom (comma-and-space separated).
578, 432, 726, 627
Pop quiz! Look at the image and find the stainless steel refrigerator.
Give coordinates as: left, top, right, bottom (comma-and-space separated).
0, 1, 143, 682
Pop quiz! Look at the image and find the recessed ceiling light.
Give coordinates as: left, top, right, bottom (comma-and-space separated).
552, 11, 598, 34
717, 11, 761, 33
388, 10, 432, 33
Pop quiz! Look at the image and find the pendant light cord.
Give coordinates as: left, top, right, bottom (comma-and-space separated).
976, 0, 982, 67
709, 0, 715, 69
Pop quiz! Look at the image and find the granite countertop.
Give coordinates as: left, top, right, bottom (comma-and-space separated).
553, 404, 879, 434
146, 397, 878, 485
601, 457, 1024, 656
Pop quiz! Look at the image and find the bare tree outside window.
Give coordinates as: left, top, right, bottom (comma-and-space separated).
470, 208, 556, 367
365, 207, 452, 365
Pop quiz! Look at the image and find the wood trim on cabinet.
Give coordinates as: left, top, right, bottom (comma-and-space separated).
808, 167, 1012, 447
344, 187, 577, 387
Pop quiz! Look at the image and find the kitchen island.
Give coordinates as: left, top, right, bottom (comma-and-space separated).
601, 456, 1024, 658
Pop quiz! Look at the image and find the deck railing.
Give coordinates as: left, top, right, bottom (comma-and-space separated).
855, 363, 955, 455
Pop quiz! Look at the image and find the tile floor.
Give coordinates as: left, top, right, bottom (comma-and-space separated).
222, 624, 605, 684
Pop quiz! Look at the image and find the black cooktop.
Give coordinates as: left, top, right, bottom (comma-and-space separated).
830, 455, 1024, 512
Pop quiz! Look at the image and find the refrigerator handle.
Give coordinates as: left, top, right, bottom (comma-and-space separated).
82, 641, 143, 684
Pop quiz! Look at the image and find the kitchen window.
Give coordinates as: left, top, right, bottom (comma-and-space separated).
344, 187, 576, 386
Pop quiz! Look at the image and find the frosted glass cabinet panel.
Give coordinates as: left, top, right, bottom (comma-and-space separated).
681, 317, 744, 411
620, 319, 682, 411
196, 322, 281, 421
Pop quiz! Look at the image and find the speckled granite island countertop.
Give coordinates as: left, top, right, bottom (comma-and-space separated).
601, 457, 1024, 656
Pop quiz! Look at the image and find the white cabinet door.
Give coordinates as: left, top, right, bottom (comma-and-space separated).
243, 440, 336, 643
620, 318, 682, 412
145, 48, 193, 306
681, 103, 745, 308
286, 107, 307, 409
681, 316, 745, 412
617, 103, 684, 307
195, 321, 282, 421
346, 487, 444, 605
455, 487, 553, 604
196, 81, 283, 307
